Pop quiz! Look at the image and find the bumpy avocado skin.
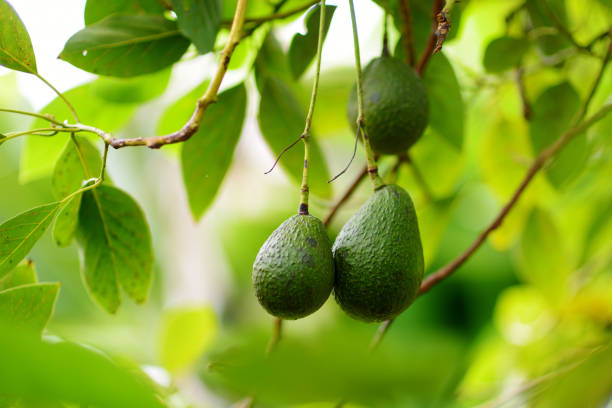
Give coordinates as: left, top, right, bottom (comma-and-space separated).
347, 56, 429, 155
253, 214, 335, 320
333, 184, 424, 322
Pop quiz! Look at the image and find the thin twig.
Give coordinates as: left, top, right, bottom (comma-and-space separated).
34, 73, 80, 123
323, 165, 368, 227
328, 121, 360, 183
416, 0, 444, 76
264, 134, 305, 174
0, 108, 65, 127
398, 0, 415, 66
515, 67, 532, 120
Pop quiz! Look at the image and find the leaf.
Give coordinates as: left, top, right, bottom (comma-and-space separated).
76, 185, 153, 314
0, 283, 60, 335
158, 305, 218, 373
0, 260, 37, 291
181, 84, 247, 220
20, 82, 135, 183
288, 4, 336, 80
483, 36, 530, 73
257, 76, 331, 198
421, 52, 464, 149
0, 203, 61, 279
529, 82, 584, 188
0, 0, 37, 73
171, 0, 222, 54
51, 137, 102, 247
91, 68, 172, 104
59, 15, 190, 77
84, 0, 166, 25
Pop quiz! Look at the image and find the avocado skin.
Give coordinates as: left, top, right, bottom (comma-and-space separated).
332, 184, 424, 322
347, 56, 429, 155
253, 214, 334, 320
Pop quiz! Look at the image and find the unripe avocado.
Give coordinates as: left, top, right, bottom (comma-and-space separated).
332, 184, 424, 322
253, 214, 334, 319
347, 56, 429, 155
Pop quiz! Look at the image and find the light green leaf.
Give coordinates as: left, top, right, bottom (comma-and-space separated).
157, 80, 209, 135
483, 36, 530, 73
84, 0, 166, 25
0, 260, 37, 291
158, 305, 218, 373
0, 202, 61, 279
59, 15, 190, 77
257, 76, 331, 198
181, 84, 247, 220
0, 0, 37, 73
76, 185, 153, 314
288, 4, 336, 80
91, 68, 172, 104
0, 283, 60, 335
171, 0, 222, 54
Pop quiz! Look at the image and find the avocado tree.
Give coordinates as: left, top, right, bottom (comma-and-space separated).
0, 0, 611, 406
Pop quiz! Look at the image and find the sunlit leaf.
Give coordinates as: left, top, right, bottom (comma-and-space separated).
59, 15, 190, 77
181, 84, 247, 220
483, 36, 530, 73
0, 0, 37, 74
0, 283, 60, 335
76, 185, 153, 314
0, 259, 37, 291
171, 0, 221, 54
0, 202, 61, 279
84, 0, 166, 25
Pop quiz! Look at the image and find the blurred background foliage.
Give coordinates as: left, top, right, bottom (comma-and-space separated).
0, 0, 611, 406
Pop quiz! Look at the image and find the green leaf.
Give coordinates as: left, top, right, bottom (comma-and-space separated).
51, 137, 102, 247
483, 36, 530, 73
530, 82, 584, 188
0, 0, 37, 73
84, 0, 166, 25
76, 185, 153, 314
181, 84, 247, 220
288, 4, 336, 80
91, 68, 172, 104
421, 52, 464, 149
20, 82, 135, 183
171, 0, 222, 54
0, 202, 61, 279
257, 76, 331, 198
158, 305, 218, 373
158, 80, 209, 135
0, 260, 37, 291
0, 283, 60, 335
59, 15, 190, 77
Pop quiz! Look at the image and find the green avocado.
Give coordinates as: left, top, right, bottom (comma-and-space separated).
332, 184, 424, 322
347, 56, 429, 155
253, 214, 334, 319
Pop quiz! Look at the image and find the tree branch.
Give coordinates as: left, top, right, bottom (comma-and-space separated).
323, 165, 368, 227
398, 0, 416, 66
416, 0, 444, 76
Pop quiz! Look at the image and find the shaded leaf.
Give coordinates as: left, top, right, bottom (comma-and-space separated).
171, 0, 222, 54
483, 36, 530, 73
59, 15, 190, 77
0, 283, 60, 335
0, 260, 37, 291
0, 0, 37, 73
181, 83, 247, 220
158, 305, 218, 373
288, 4, 336, 80
76, 185, 153, 314
91, 68, 172, 104
84, 0, 166, 25
0, 203, 61, 279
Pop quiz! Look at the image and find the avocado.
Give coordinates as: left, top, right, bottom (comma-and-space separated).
347, 56, 429, 155
253, 214, 334, 319
333, 184, 424, 322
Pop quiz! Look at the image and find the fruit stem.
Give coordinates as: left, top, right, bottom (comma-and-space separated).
348, 0, 385, 190
299, 0, 327, 215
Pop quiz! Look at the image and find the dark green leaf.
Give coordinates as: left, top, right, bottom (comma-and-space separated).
421, 52, 464, 149
171, 0, 222, 54
77, 185, 153, 314
91, 68, 172, 104
526, 0, 571, 56
0, 203, 61, 279
288, 4, 336, 80
257, 76, 331, 198
0, 260, 37, 291
254, 33, 292, 83
84, 0, 166, 25
483, 36, 530, 73
181, 84, 247, 220
0, 283, 60, 335
59, 15, 190, 77
0, 0, 37, 73
530, 82, 584, 188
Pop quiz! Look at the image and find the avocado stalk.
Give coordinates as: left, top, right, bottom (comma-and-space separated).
348, 0, 385, 191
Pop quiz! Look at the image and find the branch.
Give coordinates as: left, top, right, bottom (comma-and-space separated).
416, 0, 444, 76
398, 0, 416, 66
515, 67, 532, 120
323, 165, 368, 227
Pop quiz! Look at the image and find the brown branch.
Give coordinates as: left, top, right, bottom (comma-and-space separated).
416, 0, 444, 76
323, 165, 368, 227
515, 67, 532, 120
398, 0, 416, 66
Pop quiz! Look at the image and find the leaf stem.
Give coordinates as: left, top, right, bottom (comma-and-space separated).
416, 0, 444, 76
0, 108, 65, 127
348, 0, 384, 190
398, 0, 415, 66
34, 73, 80, 122
266, 317, 283, 356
